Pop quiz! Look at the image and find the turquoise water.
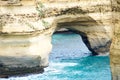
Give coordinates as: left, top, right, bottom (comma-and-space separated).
0, 32, 111, 80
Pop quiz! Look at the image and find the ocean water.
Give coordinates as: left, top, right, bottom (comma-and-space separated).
0, 32, 111, 80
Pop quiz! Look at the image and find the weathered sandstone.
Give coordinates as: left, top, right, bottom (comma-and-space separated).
0, 0, 119, 79
110, 0, 120, 79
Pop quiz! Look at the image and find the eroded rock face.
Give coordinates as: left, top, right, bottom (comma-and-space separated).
40, 0, 113, 55
0, 32, 52, 77
110, 0, 120, 79
0, 0, 115, 78
0, 0, 55, 77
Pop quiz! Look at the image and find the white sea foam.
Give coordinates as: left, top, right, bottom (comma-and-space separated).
50, 62, 77, 67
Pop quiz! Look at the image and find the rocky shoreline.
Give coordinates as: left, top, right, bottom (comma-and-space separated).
0, 0, 120, 78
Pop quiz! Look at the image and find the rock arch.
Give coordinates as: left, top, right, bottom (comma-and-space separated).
0, 0, 120, 79
52, 15, 112, 55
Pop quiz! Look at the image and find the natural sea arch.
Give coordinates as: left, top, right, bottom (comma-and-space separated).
0, 0, 120, 79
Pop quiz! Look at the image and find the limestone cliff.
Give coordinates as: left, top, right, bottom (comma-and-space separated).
0, 0, 116, 78
110, 0, 120, 79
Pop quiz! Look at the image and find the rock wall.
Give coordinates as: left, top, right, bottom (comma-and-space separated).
0, 0, 116, 78
110, 0, 120, 79
0, 0, 53, 77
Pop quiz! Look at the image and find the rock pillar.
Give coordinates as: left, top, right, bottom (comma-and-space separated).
110, 0, 120, 79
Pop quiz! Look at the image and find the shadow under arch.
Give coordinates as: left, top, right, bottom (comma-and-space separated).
53, 28, 98, 55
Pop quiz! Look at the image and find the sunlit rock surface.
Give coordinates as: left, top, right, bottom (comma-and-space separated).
0, 30, 52, 77
0, 0, 118, 78
110, 0, 120, 79
41, 0, 113, 55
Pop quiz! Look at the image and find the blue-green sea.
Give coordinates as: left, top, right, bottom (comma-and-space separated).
0, 32, 111, 80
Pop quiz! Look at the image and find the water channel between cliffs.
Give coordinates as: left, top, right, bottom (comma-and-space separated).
0, 31, 111, 80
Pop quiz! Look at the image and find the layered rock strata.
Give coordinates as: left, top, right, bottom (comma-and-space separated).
40, 0, 113, 55
0, 0, 53, 77
0, 0, 115, 78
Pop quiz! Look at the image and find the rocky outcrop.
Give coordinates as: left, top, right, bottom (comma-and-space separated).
0, 29, 52, 77
0, 0, 116, 78
0, 1, 53, 77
